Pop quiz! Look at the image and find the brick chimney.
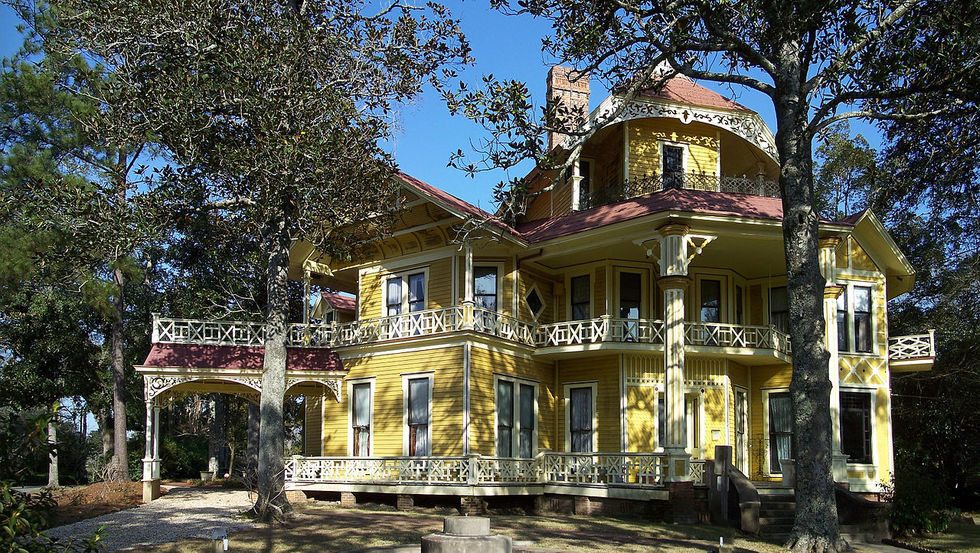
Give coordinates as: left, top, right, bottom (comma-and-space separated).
546, 66, 590, 150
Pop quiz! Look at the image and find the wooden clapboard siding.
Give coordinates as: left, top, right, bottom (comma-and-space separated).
703, 388, 726, 458
556, 355, 621, 452
305, 394, 323, 456
728, 362, 749, 448
517, 267, 556, 323
358, 256, 453, 319
594, 265, 607, 316
468, 347, 557, 456
322, 346, 464, 456
626, 386, 656, 452
628, 119, 720, 179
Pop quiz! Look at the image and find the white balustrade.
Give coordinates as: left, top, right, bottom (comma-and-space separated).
685, 322, 792, 355
540, 453, 667, 486
472, 308, 537, 346
286, 456, 470, 484
688, 460, 706, 486
535, 318, 665, 348
888, 331, 936, 360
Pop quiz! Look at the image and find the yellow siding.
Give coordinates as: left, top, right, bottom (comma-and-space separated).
594, 265, 607, 316
358, 257, 454, 319
729, 363, 749, 447
628, 119, 720, 180
305, 395, 323, 456
322, 347, 464, 456
748, 284, 764, 325
626, 386, 656, 452
703, 388, 726, 458
518, 268, 556, 323
556, 355, 621, 452
849, 237, 879, 272
749, 363, 793, 480
468, 347, 557, 456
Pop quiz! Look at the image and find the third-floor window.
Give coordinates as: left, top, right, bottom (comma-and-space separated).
570, 275, 591, 320
474, 266, 498, 311
662, 144, 684, 189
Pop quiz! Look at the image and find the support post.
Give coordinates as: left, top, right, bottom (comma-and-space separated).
153, 405, 161, 479
570, 157, 583, 211
819, 237, 849, 483
142, 395, 160, 502
462, 241, 475, 330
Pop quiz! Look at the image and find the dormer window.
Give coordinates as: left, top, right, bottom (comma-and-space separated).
662, 144, 685, 189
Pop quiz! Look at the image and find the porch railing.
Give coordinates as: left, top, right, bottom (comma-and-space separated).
534, 317, 665, 348
888, 331, 936, 361
284, 452, 707, 487
685, 322, 792, 355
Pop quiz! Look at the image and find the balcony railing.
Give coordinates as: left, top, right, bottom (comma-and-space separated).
284, 452, 707, 488
888, 331, 936, 361
582, 172, 780, 209
685, 322, 792, 355
534, 317, 665, 347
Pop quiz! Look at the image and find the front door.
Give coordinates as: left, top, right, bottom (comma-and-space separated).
734, 388, 748, 473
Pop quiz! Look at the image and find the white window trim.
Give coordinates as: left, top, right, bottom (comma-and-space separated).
563, 382, 598, 453
346, 377, 375, 457
493, 375, 540, 458
473, 262, 505, 313
694, 274, 727, 324
840, 281, 877, 355
402, 372, 434, 456
524, 283, 547, 321
566, 271, 594, 321
658, 141, 690, 177
614, 267, 647, 319
761, 388, 791, 477
733, 386, 750, 474
381, 267, 430, 317
839, 387, 877, 468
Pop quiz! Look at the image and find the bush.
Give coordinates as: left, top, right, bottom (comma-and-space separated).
160, 435, 208, 479
883, 467, 958, 535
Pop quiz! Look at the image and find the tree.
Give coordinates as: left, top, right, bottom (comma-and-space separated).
50, 0, 471, 520
446, 1, 979, 550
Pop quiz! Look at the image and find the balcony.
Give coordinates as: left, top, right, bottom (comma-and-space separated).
582, 172, 780, 210
284, 453, 706, 496
888, 331, 936, 372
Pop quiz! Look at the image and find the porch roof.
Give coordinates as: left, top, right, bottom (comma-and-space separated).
139, 343, 345, 372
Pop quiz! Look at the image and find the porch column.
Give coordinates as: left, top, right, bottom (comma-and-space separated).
141, 395, 160, 502
462, 240, 475, 329
152, 405, 161, 480
819, 237, 849, 482
570, 157, 583, 211
657, 223, 692, 481
302, 269, 312, 325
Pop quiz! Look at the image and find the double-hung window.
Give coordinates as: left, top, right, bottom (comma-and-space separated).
351, 382, 371, 457
570, 275, 591, 320
768, 392, 794, 474
385, 271, 426, 336
568, 385, 595, 453
474, 267, 498, 312
700, 279, 722, 323
853, 286, 873, 353
769, 286, 789, 334
840, 391, 873, 464
406, 376, 431, 456
662, 144, 685, 189
495, 378, 537, 458
386, 277, 403, 316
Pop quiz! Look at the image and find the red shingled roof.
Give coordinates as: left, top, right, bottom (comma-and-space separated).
517, 188, 785, 243
140, 343, 344, 372
637, 75, 752, 112
321, 291, 355, 312
397, 172, 520, 236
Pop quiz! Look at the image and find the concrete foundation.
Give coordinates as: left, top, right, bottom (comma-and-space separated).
421, 516, 511, 553
142, 479, 161, 503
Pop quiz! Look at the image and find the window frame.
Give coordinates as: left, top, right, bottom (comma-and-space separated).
697, 277, 724, 324
402, 372, 434, 456
381, 267, 430, 317
762, 389, 794, 476
659, 141, 689, 189
493, 374, 540, 458
839, 389, 875, 466
524, 283, 547, 321
473, 263, 504, 313
563, 382, 598, 453
567, 272, 593, 321
852, 285, 874, 354
615, 268, 646, 320
347, 378, 375, 457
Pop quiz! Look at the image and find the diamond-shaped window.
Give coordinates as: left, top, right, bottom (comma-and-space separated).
525, 287, 545, 319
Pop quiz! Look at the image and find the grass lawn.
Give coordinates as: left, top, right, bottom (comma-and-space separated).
143, 500, 784, 553
900, 521, 980, 553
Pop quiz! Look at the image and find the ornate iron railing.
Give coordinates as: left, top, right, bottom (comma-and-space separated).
535, 317, 665, 348
684, 322, 792, 355
888, 331, 936, 361
581, 172, 779, 209
284, 452, 691, 487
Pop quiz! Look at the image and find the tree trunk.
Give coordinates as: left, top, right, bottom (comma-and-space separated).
95, 407, 113, 458
246, 401, 260, 483
208, 394, 226, 479
47, 415, 59, 489
252, 213, 293, 521
110, 265, 130, 481
773, 54, 845, 553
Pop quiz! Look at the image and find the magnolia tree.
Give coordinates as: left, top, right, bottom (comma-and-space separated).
49, 0, 470, 520
446, 1, 978, 551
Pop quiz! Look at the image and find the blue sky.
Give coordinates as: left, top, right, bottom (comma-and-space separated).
0, 1, 878, 210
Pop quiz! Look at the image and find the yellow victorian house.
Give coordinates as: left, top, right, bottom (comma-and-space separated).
136, 68, 934, 533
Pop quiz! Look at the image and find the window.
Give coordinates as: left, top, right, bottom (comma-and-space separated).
351, 383, 371, 457
735, 285, 745, 325
496, 378, 537, 458
474, 266, 498, 311
525, 287, 545, 319
769, 286, 789, 333
686, 393, 701, 457
570, 275, 591, 320
578, 159, 593, 209
700, 279, 722, 323
853, 286, 873, 353
568, 386, 594, 453
496, 380, 514, 457
662, 144, 684, 189
657, 397, 666, 447
406, 377, 431, 456
840, 391, 873, 464
384, 271, 427, 316
837, 288, 849, 352
768, 392, 793, 473
619, 272, 641, 319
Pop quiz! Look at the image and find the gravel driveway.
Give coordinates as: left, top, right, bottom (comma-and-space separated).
46, 487, 256, 551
